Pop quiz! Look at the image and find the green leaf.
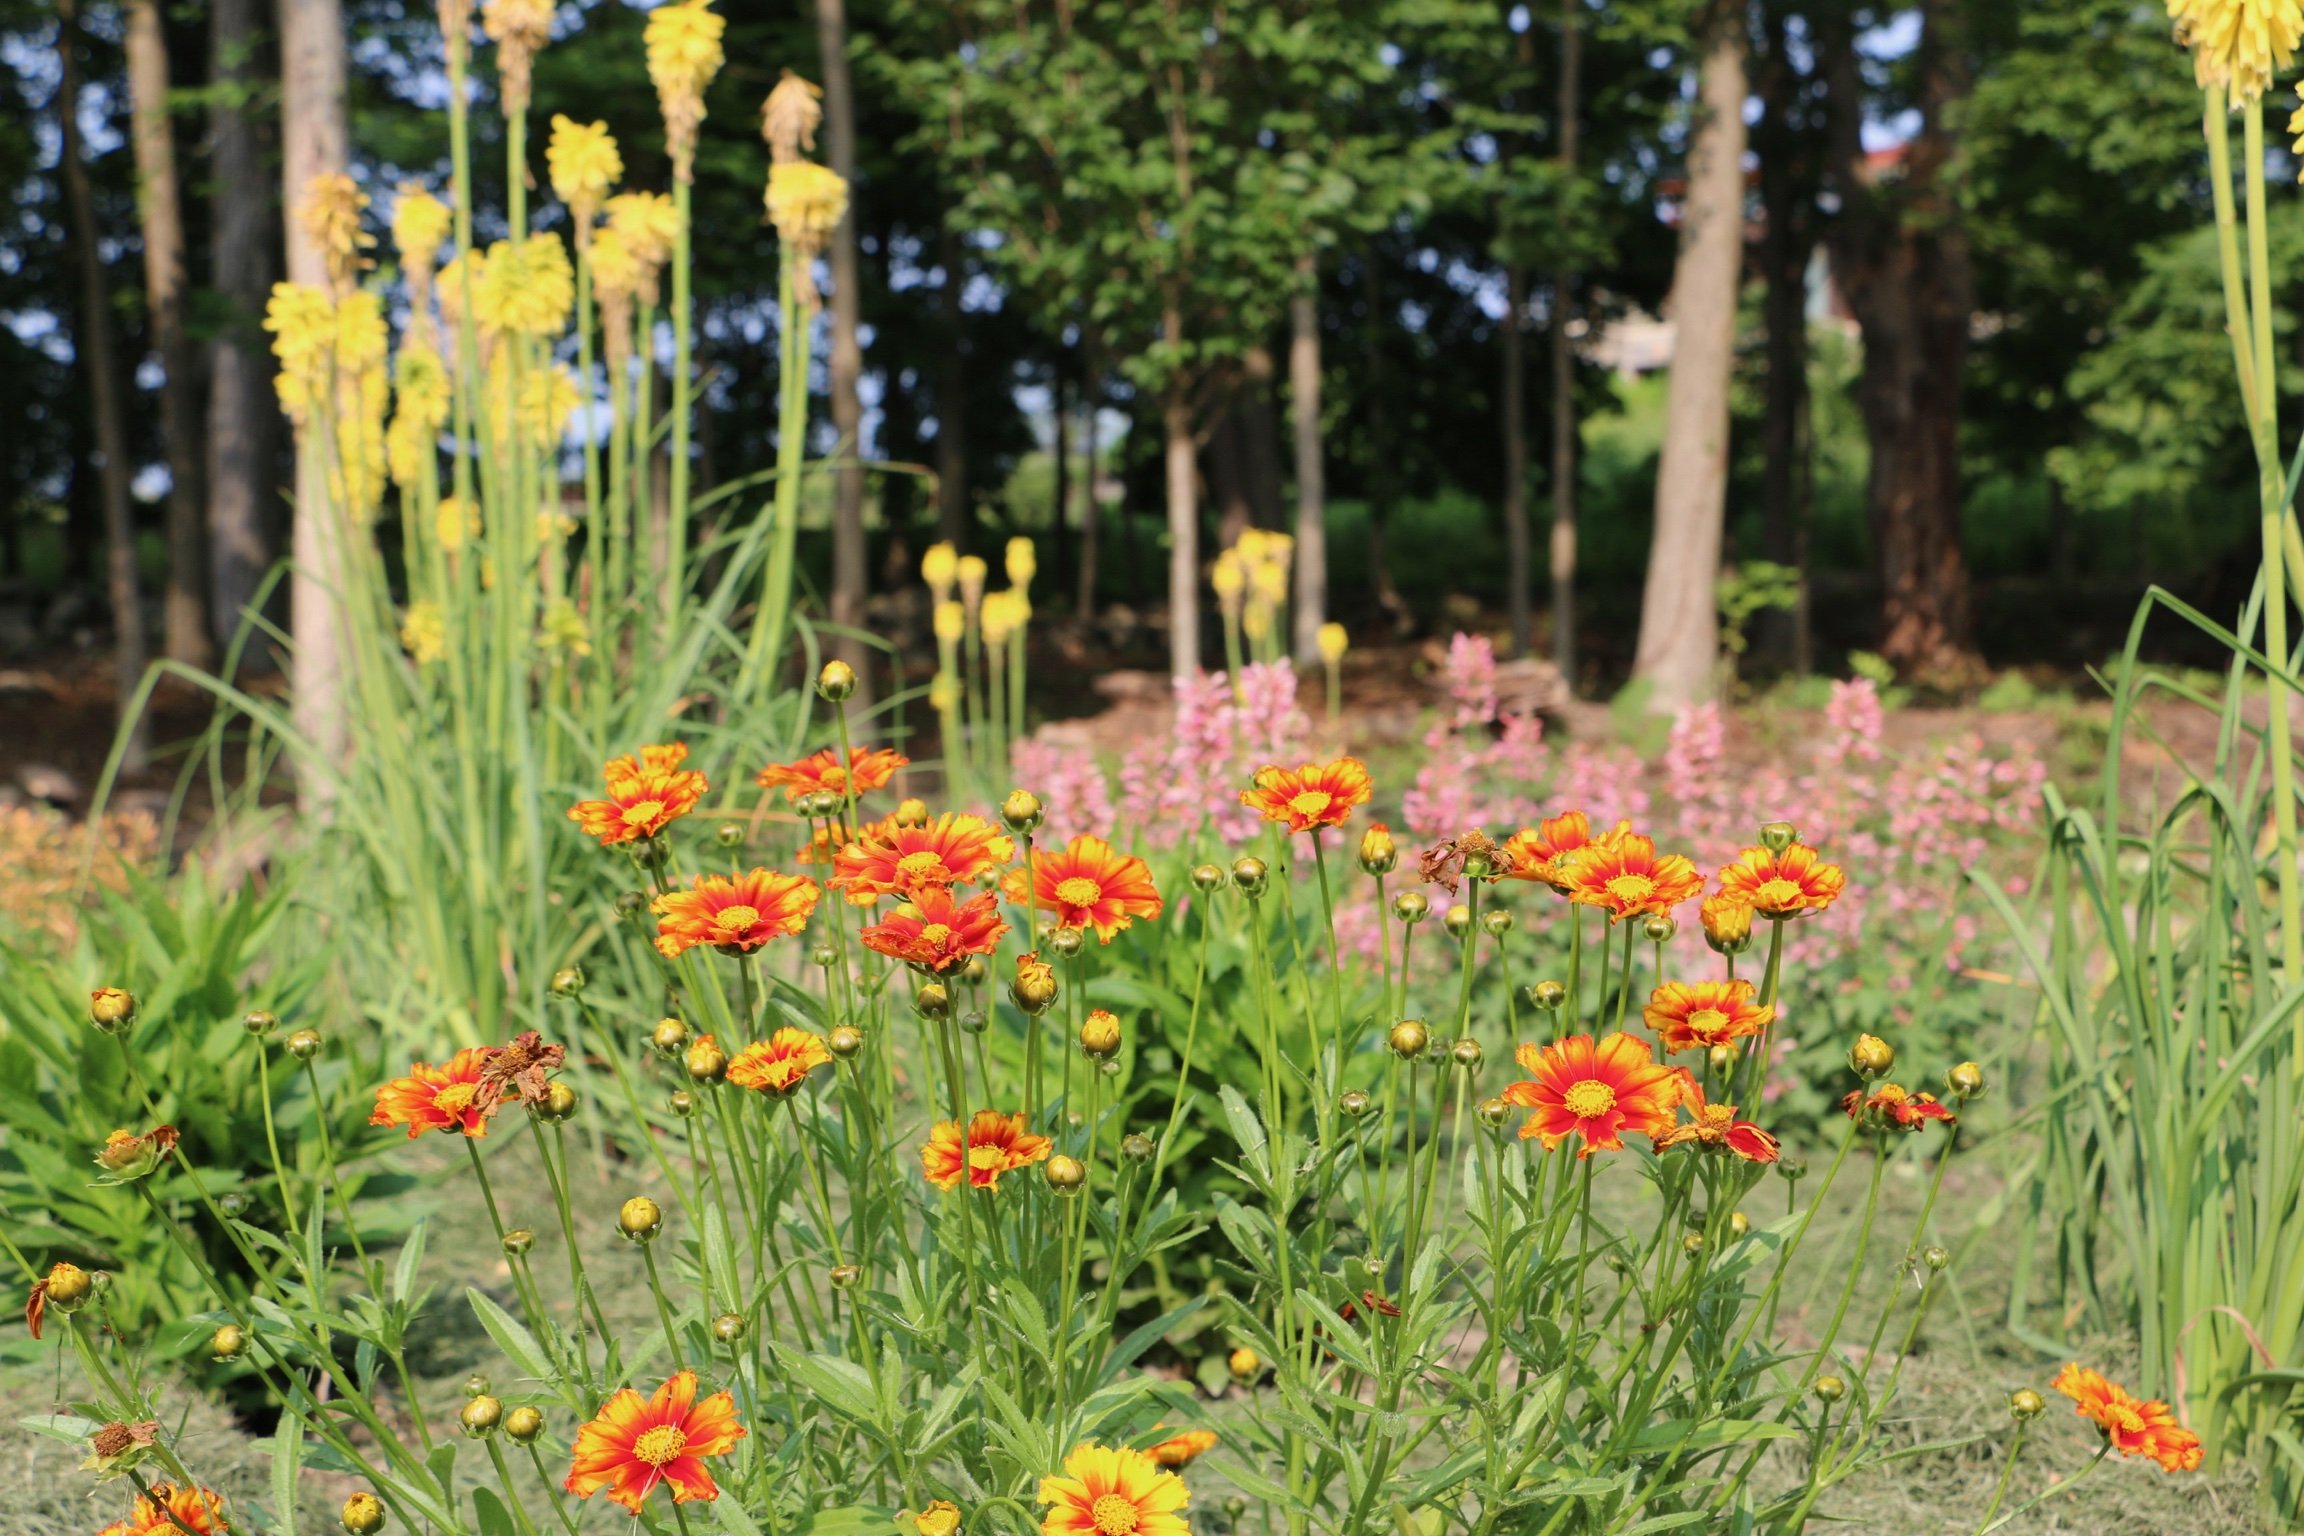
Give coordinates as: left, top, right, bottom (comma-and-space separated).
792, 1507, 898, 1536
393, 1218, 428, 1305
271, 1414, 302, 1536
472, 1486, 519, 1536
16, 1414, 95, 1443
466, 1287, 553, 1382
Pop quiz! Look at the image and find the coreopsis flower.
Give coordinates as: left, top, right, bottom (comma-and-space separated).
1240, 758, 1374, 834
548, 116, 621, 237
1498, 1033, 1681, 1156
81, 1415, 162, 1480
1712, 842, 1845, 918
765, 161, 849, 250
1699, 891, 1753, 954
1643, 979, 1774, 1054
1007, 536, 1037, 588
831, 813, 1014, 905
859, 886, 1010, 972
1840, 1082, 1957, 1132
756, 746, 910, 805
1146, 1430, 1217, 1469
1655, 1077, 1779, 1164
1037, 1442, 1190, 1536
371, 1048, 498, 1138
2051, 1364, 2204, 1472
1010, 952, 1060, 1014
392, 183, 453, 272
652, 869, 822, 959
400, 602, 447, 666
568, 744, 708, 845
97, 1483, 231, 1536
2169, 0, 2303, 104
24, 1261, 92, 1341
474, 234, 573, 340
921, 1110, 1052, 1191
565, 1369, 747, 1513
1501, 811, 1630, 891
761, 69, 823, 162
645, 0, 726, 175
1559, 833, 1702, 923
296, 172, 372, 294
1001, 835, 1163, 941
726, 1027, 832, 1097
93, 1125, 180, 1182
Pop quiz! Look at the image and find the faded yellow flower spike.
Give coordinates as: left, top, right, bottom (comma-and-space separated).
2169, 0, 2304, 104
647, 0, 727, 176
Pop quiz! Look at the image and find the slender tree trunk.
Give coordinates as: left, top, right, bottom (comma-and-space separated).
1549, 0, 1582, 682
1051, 346, 1072, 594
1755, 0, 1813, 673
125, 0, 210, 666
1633, 0, 1746, 712
280, 0, 350, 782
1208, 390, 1252, 551
815, 0, 870, 701
1077, 368, 1101, 619
1502, 263, 1531, 657
1163, 299, 1199, 678
1361, 257, 1410, 632
1289, 269, 1327, 664
1240, 344, 1282, 530
59, 0, 150, 768
936, 219, 969, 546
206, 0, 275, 651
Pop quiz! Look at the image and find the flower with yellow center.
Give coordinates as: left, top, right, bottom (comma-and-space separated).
392, 183, 453, 272
371, 1047, 496, 1137
565, 1370, 747, 1513
1498, 1032, 1683, 1156
646, 0, 726, 173
475, 234, 574, 339
2170, 0, 2304, 103
1037, 1442, 1190, 1536
548, 116, 623, 229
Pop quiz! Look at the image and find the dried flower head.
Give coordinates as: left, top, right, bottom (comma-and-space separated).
482, 0, 553, 114
646, 0, 726, 176
297, 173, 374, 295
762, 70, 824, 163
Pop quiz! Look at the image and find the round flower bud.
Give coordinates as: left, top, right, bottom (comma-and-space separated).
1098, 1058, 1121, 1078
1044, 1154, 1086, 1194
1121, 1132, 1155, 1164
959, 1010, 990, 1036
615, 889, 648, 918
1393, 891, 1429, 925
1224, 1497, 1248, 1521
1922, 1245, 1951, 1272
1232, 858, 1269, 898
242, 1009, 278, 1036
827, 1025, 864, 1058
976, 868, 1003, 891
1728, 1211, 1751, 1239
813, 944, 839, 968
668, 1090, 696, 1118
341, 1493, 388, 1535
1812, 1375, 1845, 1403
1339, 1089, 1372, 1118
460, 1395, 503, 1436
1079, 1010, 1122, 1060
1947, 1061, 1985, 1100
548, 967, 585, 998
960, 956, 989, 986
915, 981, 952, 1022
1759, 821, 1799, 854
1191, 863, 1226, 893
2009, 1387, 2046, 1421
90, 987, 137, 1033
210, 1323, 247, 1361
1528, 979, 1567, 1011
538, 1081, 578, 1122
1358, 824, 1397, 876
504, 1406, 544, 1444
1849, 1033, 1896, 1078
617, 1196, 663, 1242
817, 659, 857, 702
651, 1017, 691, 1055
1388, 1019, 1430, 1059
1707, 1043, 1739, 1077
1702, 897, 1754, 956
1227, 1347, 1260, 1382
464, 1374, 492, 1399
1450, 1038, 1483, 1071
685, 1037, 728, 1083
1776, 1156, 1808, 1182
502, 1228, 535, 1256
286, 1027, 323, 1060
712, 1312, 748, 1342
1461, 849, 1495, 881
802, 789, 842, 820
715, 822, 745, 849
1443, 904, 1472, 938
1477, 1096, 1510, 1128
893, 797, 929, 827
43, 1262, 93, 1311
1682, 1232, 1705, 1255
1049, 927, 1084, 958
1000, 789, 1044, 834
829, 1263, 862, 1290
1640, 914, 1677, 945
1481, 908, 1514, 937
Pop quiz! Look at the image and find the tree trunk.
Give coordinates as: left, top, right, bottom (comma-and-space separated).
206, 0, 275, 652
936, 218, 969, 546
1549, 0, 1581, 681
280, 0, 351, 781
1077, 369, 1101, 619
1208, 390, 1253, 551
1754, 0, 1813, 673
1822, 0, 1978, 685
1163, 300, 1200, 678
1502, 263, 1531, 658
1632, 0, 1746, 713
1240, 344, 1283, 530
1361, 257, 1410, 632
125, 0, 209, 667
1051, 346, 1072, 594
1289, 271, 1327, 665
815, 0, 870, 702
59, 0, 150, 768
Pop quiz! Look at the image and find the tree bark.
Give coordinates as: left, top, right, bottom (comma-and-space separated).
1240, 344, 1282, 530
1633, 0, 1746, 713
1163, 299, 1200, 678
59, 0, 150, 768
1549, 0, 1581, 682
1754, 0, 1814, 673
1051, 345, 1072, 592
815, 0, 870, 702
280, 0, 351, 780
1361, 257, 1410, 632
1289, 269, 1326, 665
1502, 263, 1531, 658
935, 218, 969, 546
1208, 389, 1253, 551
206, 0, 276, 652
125, 0, 210, 667
1077, 372, 1101, 619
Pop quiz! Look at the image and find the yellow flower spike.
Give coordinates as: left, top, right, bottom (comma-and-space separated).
474, 233, 573, 339
607, 191, 680, 267
981, 589, 1025, 648
391, 183, 452, 272
402, 602, 447, 666
1006, 536, 1037, 588
435, 497, 480, 553
922, 540, 960, 600
1317, 621, 1349, 664
958, 555, 990, 613
764, 161, 849, 251
934, 600, 966, 645
2169, 0, 2303, 104
590, 226, 640, 302
296, 172, 373, 295
646, 0, 726, 177
762, 69, 824, 163
481, 0, 553, 115
1210, 548, 1245, 610
547, 116, 622, 231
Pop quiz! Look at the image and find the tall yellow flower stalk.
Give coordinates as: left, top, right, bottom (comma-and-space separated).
547, 116, 621, 247
297, 173, 373, 297
645, 0, 725, 181
607, 192, 679, 308
2169, 0, 2304, 102
481, 0, 552, 118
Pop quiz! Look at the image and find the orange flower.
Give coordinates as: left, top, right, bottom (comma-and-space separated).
1239, 758, 1373, 834
2052, 1364, 2203, 1472
1714, 842, 1846, 918
1840, 1082, 1957, 1131
651, 868, 821, 959
859, 886, 1010, 971
565, 1370, 747, 1514
1502, 811, 1630, 890
755, 746, 910, 804
1498, 1033, 1683, 1156
1001, 835, 1164, 942
798, 813, 897, 866
1655, 1077, 1780, 1164
1146, 1430, 1218, 1469
1037, 1442, 1190, 1536
1643, 979, 1774, 1054
1558, 833, 1703, 922
920, 1110, 1052, 1191
568, 743, 708, 846
371, 1047, 498, 1139
100, 1484, 231, 1536
725, 1027, 832, 1096
831, 813, 1014, 906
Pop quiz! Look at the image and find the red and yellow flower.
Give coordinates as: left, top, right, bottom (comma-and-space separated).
1558, 833, 1702, 921
1642, 979, 1774, 1054
1714, 842, 1846, 918
1037, 1442, 1190, 1536
651, 869, 822, 959
859, 886, 1010, 972
1502, 811, 1630, 891
755, 746, 910, 804
2052, 1364, 2203, 1472
568, 743, 708, 846
1840, 1082, 1957, 1131
96, 1483, 232, 1536
1146, 1429, 1218, 1469
1239, 758, 1373, 834
371, 1048, 498, 1139
1498, 1033, 1684, 1156
1001, 835, 1164, 941
1655, 1077, 1780, 1164
725, 1027, 832, 1097
565, 1369, 747, 1513
920, 1110, 1052, 1191
831, 813, 1014, 905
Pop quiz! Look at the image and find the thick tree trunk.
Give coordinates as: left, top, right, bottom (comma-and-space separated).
1208, 391, 1253, 551
815, 0, 870, 702
280, 0, 351, 780
1549, 0, 1581, 681
1755, 0, 1813, 673
936, 219, 969, 546
125, 0, 209, 667
1502, 263, 1531, 658
206, 0, 275, 651
1163, 302, 1199, 678
59, 0, 150, 768
1289, 273, 1326, 665
1240, 345, 1282, 530
1633, 0, 1746, 712
1361, 258, 1410, 632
